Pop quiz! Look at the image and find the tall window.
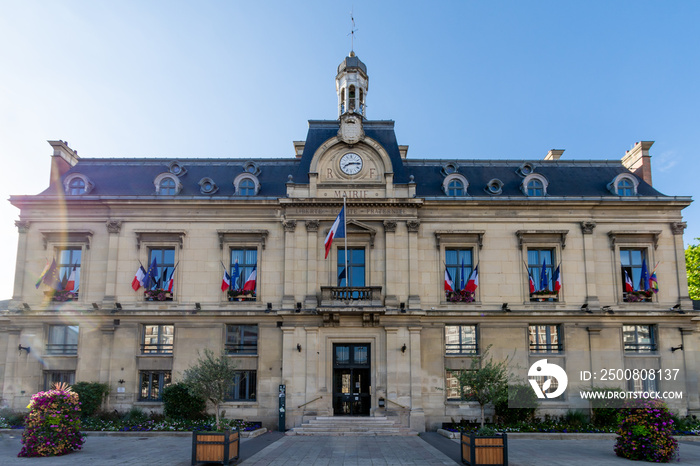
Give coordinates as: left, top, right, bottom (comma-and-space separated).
226, 371, 257, 401
337, 248, 365, 287
620, 248, 652, 302
47, 325, 78, 355
529, 325, 562, 353
158, 177, 177, 195
445, 370, 476, 401
526, 179, 544, 197
225, 324, 258, 354
445, 325, 478, 355
139, 371, 171, 401
617, 178, 634, 196
57, 247, 81, 295
445, 248, 473, 300
623, 325, 656, 353
44, 371, 75, 390
447, 179, 464, 196
528, 248, 556, 301
141, 325, 174, 354
230, 248, 257, 299
68, 178, 86, 195
630, 374, 658, 393
147, 248, 175, 291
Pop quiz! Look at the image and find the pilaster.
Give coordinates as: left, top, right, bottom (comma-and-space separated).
103, 220, 122, 304
305, 221, 319, 308
580, 221, 600, 310
12, 221, 30, 302
408, 326, 425, 432
406, 220, 421, 308
282, 220, 297, 310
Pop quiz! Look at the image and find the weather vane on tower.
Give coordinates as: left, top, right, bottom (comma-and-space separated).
348, 10, 358, 53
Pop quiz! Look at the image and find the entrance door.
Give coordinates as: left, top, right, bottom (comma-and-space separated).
333, 343, 371, 415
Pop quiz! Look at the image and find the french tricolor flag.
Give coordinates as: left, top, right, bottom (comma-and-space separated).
243, 267, 257, 291
465, 265, 479, 292
221, 269, 231, 292
324, 207, 346, 259
553, 265, 562, 292
528, 270, 536, 294
132, 265, 146, 291
444, 269, 454, 292
624, 269, 634, 292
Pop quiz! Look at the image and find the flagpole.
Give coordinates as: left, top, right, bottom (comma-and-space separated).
343, 194, 348, 289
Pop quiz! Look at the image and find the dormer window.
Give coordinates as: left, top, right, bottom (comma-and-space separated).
243, 161, 261, 176
517, 162, 535, 177
608, 174, 639, 197
441, 162, 459, 176
443, 174, 469, 197
485, 179, 504, 195
522, 174, 548, 197
154, 173, 182, 195
168, 161, 187, 176
63, 173, 94, 195
68, 178, 85, 194
233, 173, 260, 196
198, 177, 219, 195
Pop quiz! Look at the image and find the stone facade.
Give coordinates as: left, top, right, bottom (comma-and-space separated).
1, 54, 697, 432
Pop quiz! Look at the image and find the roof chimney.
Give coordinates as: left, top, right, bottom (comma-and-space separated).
48, 140, 80, 186
398, 145, 409, 159
544, 149, 564, 161
621, 141, 653, 186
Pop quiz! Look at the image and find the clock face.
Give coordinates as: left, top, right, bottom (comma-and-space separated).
339, 152, 363, 175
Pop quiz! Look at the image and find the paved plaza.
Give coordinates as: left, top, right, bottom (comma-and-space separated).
2, 430, 700, 465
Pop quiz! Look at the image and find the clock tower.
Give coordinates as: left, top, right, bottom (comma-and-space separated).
336, 51, 368, 144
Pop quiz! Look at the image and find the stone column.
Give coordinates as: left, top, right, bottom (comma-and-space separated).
282, 220, 297, 310
280, 325, 296, 429
103, 221, 122, 305
681, 327, 699, 413
12, 221, 30, 302
385, 326, 399, 403
383, 221, 398, 307
580, 221, 600, 310
406, 220, 421, 308
99, 326, 115, 388
304, 327, 320, 410
671, 222, 693, 309
2, 328, 20, 408
408, 326, 425, 432
304, 220, 319, 308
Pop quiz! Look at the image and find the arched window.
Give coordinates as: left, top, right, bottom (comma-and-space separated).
522, 174, 548, 197
239, 178, 256, 196
617, 178, 633, 196
447, 179, 464, 197
159, 178, 176, 195
527, 179, 544, 197
68, 178, 86, 195
348, 85, 356, 111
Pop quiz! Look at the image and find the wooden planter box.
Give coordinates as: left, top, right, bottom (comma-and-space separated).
461, 431, 507, 466
192, 429, 239, 465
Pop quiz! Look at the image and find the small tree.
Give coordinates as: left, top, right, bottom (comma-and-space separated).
181, 349, 238, 430
686, 238, 700, 300
458, 345, 510, 427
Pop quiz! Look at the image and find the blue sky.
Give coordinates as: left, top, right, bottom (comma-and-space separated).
1, 1, 698, 300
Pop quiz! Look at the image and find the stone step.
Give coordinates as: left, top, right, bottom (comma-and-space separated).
287, 416, 417, 436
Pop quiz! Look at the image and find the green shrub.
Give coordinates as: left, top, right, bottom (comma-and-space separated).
124, 406, 147, 423
614, 399, 678, 462
0, 408, 26, 427
71, 382, 109, 418
162, 383, 206, 420
563, 409, 588, 427
495, 383, 538, 424
18, 386, 84, 457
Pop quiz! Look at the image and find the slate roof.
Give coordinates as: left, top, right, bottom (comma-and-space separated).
37, 119, 666, 199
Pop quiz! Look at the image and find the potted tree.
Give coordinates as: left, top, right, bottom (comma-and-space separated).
458, 346, 509, 466
182, 349, 240, 466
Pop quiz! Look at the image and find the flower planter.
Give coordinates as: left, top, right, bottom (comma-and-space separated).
461, 431, 508, 466
192, 428, 239, 465
44, 290, 78, 301
530, 293, 557, 302
144, 290, 173, 301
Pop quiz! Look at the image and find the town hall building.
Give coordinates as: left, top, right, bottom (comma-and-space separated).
1, 52, 696, 432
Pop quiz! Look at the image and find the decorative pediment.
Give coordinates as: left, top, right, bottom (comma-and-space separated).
40, 230, 94, 250
216, 230, 269, 250
134, 230, 186, 249
515, 230, 568, 249
434, 230, 485, 249
607, 230, 662, 250
324, 219, 376, 247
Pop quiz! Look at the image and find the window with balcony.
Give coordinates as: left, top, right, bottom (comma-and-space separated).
229, 248, 258, 301
139, 370, 172, 401
44, 371, 75, 390
527, 248, 558, 301
144, 247, 175, 301
620, 248, 653, 302
225, 371, 257, 401
445, 248, 474, 302
225, 324, 258, 354
529, 325, 562, 353
141, 325, 174, 354
445, 325, 478, 355
56, 247, 81, 300
623, 325, 656, 353
335, 247, 366, 299
46, 325, 78, 355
